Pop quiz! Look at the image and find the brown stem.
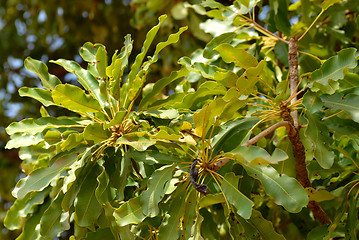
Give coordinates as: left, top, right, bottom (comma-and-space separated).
243, 121, 290, 147
288, 37, 299, 128
281, 99, 331, 224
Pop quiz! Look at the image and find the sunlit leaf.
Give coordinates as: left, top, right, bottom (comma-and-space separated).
214, 43, 258, 69
19, 87, 54, 106
6, 116, 89, 135
84, 122, 111, 144
203, 32, 236, 59
230, 146, 288, 165
321, 0, 341, 10
12, 149, 79, 199
305, 188, 335, 202
117, 132, 156, 151
113, 196, 146, 226
51, 59, 106, 106
243, 165, 308, 212
52, 84, 103, 114
24, 57, 61, 90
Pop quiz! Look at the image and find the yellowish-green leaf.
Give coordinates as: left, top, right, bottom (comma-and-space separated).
214, 43, 258, 69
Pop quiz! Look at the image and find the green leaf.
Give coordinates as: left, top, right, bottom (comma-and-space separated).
221, 172, 254, 219
235, 60, 265, 96
12, 150, 79, 199
5, 132, 44, 149
178, 56, 227, 79
320, 93, 359, 123
52, 84, 103, 113
310, 48, 357, 94
243, 165, 308, 212
84, 122, 111, 144
19, 87, 54, 106
180, 189, 199, 240
321, 0, 341, 10
141, 164, 176, 217
108, 35, 133, 100
229, 146, 288, 165
129, 149, 184, 165
80, 42, 103, 62
214, 43, 258, 69
16, 198, 51, 240
142, 109, 180, 119
248, 210, 286, 240
304, 111, 334, 169
51, 59, 106, 106
74, 163, 102, 227
203, 32, 236, 59
198, 193, 225, 209
4, 189, 50, 230
117, 132, 156, 151
113, 196, 146, 226
158, 188, 186, 240
95, 163, 116, 204
6, 116, 90, 135
211, 118, 260, 155
95, 45, 108, 78
40, 194, 70, 239
121, 15, 167, 107
24, 57, 61, 90
305, 188, 335, 202
138, 67, 189, 110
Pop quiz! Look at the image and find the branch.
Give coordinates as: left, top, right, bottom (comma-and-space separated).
243, 121, 290, 147
250, 20, 289, 44
212, 121, 290, 171
288, 37, 299, 128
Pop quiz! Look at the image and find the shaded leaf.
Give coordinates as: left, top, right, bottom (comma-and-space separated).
222, 172, 254, 219
129, 149, 184, 165
304, 111, 334, 169
243, 165, 308, 212
158, 187, 186, 240
141, 164, 176, 217
203, 32, 236, 59
320, 93, 359, 123
248, 210, 286, 240
12, 150, 79, 199
310, 48, 357, 94
305, 188, 335, 202
74, 163, 102, 227
40, 194, 70, 239
4, 189, 50, 230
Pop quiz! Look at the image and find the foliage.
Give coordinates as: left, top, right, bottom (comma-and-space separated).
4, 0, 359, 239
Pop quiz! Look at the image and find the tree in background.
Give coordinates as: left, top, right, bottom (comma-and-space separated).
2, 0, 359, 239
